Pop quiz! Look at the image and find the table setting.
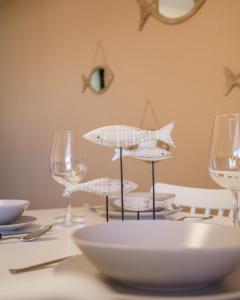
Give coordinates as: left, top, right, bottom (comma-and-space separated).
1, 113, 240, 300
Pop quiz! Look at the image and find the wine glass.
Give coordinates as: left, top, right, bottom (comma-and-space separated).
208, 113, 240, 227
50, 130, 87, 227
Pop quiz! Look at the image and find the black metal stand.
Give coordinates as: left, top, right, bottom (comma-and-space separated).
105, 195, 109, 222
152, 161, 156, 220
120, 147, 124, 221
137, 211, 140, 220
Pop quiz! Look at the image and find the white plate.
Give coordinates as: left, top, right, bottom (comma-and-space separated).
0, 215, 36, 231
110, 192, 175, 212
73, 221, 240, 289
94, 205, 175, 218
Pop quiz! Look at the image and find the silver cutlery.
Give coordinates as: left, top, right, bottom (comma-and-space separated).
176, 215, 213, 221
9, 256, 70, 274
0, 224, 52, 242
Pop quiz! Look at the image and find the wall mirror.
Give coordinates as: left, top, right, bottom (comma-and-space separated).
137, 0, 205, 30
82, 41, 114, 95
82, 65, 114, 94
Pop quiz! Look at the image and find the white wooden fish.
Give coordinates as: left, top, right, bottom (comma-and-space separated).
111, 195, 174, 212
63, 177, 138, 197
83, 122, 175, 148
112, 147, 172, 161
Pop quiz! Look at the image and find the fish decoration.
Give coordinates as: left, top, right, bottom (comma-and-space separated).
63, 177, 138, 197
224, 67, 240, 96
82, 65, 114, 94
111, 195, 174, 212
83, 122, 175, 148
136, 0, 206, 31
112, 146, 172, 162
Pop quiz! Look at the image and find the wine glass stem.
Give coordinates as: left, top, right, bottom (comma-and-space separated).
232, 191, 240, 228
65, 197, 72, 224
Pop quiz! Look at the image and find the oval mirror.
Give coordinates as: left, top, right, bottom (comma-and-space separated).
137, 0, 205, 30
158, 0, 194, 19
82, 65, 114, 94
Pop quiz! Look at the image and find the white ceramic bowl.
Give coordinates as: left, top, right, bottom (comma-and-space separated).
73, 221, 240, 289
0, 199, 30, 225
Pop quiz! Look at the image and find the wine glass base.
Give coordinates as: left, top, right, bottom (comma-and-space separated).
53, 219, 85, 228
54, 215, 83, 223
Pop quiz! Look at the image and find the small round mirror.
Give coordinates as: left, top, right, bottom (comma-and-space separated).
89, 66, 114, 94
158, 0, 194, 19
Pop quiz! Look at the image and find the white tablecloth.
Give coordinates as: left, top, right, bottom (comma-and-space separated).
0, 207, 238, 300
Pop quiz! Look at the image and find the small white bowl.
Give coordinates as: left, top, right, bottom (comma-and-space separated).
0, 199, 30, 225
73, 221, 240, 290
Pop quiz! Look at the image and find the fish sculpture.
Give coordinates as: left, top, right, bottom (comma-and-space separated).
112, 146, 172, 162
224, 67, 240, 96
111, 195, 174, 212
83, 122, 175, 148
63, 177, 138, 197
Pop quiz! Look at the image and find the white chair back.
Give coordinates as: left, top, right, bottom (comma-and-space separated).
153, 183, 233, 217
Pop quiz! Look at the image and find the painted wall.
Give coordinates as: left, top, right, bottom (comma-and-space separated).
0, 0, 239, 208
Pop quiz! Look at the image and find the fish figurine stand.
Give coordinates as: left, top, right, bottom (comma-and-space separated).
83, 123, 175, 221
152, 161, 156, 219
119, 147, 124, 220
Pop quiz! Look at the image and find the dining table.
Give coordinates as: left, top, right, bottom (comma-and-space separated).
1, 205, 240, 300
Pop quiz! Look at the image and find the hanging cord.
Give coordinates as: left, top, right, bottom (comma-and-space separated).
139, 99, 160, 129
91, 40, 109, 68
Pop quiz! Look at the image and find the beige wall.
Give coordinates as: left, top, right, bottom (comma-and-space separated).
0, 0, 239, 209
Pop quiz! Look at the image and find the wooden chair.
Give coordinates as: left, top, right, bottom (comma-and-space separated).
152, 183, 233, 217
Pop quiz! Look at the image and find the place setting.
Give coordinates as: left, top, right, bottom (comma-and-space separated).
0, 199, 36, 232
0, 199, 53, 242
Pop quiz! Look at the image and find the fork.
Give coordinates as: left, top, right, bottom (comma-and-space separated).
0, 225, 52, 242
9, 256, 70, 274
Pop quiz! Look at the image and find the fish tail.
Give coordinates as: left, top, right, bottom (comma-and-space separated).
82, 74, 88, 93
153, 122, 175, 147
224, 67, 235, 96
63, 187, 72, 197
112, 149, 127, 161
63, 182, 81, 196
112, 149, 120, 161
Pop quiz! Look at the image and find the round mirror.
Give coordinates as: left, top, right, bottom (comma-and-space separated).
89, 66, 114, 94
158, 0, 194, 19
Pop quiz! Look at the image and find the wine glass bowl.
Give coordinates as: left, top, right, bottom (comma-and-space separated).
208, 113, 240, 227
50, 130, 86, 227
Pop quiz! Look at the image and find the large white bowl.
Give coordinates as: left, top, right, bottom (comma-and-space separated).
0, 199, 30, 225
73, 221, 240, 289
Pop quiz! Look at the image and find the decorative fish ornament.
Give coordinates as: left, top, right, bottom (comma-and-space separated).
112, 147, 172, 162
83, 122, 175, 148
224, 67, 240, 96
111, 194, 174, 212
137, 0, 206, 31
63, 177, 138, 197
82, 65, 114, 94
